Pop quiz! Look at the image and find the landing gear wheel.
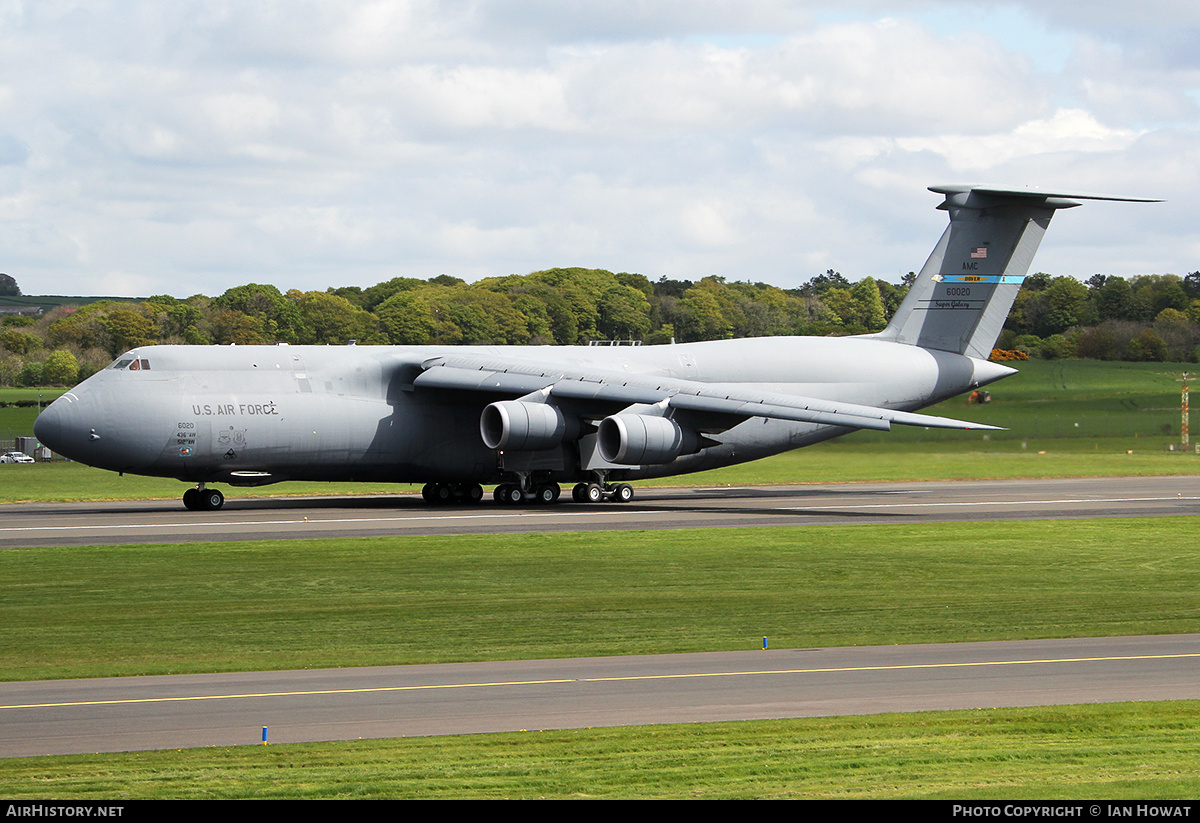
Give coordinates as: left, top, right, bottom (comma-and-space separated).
584, 483, 603, 504
466, 484, 484, 503
612, 483, 634, 503
183, 488, 199, 510
495, 483, 524, 505
534, 483, 559, 504
571, 483, 588, 503
201, 488, 224, 511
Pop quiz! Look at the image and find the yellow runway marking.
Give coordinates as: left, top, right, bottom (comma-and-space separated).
583, 652, 1200, 682
4, 651, 1198, 711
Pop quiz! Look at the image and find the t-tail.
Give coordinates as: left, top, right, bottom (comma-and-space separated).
873, 185, 1160, 359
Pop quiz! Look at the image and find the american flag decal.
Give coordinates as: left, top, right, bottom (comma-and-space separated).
970, 247, 988, 259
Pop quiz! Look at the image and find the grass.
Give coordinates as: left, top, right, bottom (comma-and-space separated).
2, 703, 1200, 798
4, 519, 1200, 681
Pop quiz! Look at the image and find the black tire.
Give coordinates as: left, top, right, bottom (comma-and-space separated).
613, 483, 634, 503
584, 483, 603, 503
202, 489, 224, 511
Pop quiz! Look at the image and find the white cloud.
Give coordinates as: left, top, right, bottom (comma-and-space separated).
894, 108, 1143, 172
0, 1, 1193, 296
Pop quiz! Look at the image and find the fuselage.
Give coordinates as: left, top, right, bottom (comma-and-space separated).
34, 336, 1012, 488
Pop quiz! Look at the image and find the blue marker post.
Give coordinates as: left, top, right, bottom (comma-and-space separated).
262, 726, 268, 745
762, 637, 768, 650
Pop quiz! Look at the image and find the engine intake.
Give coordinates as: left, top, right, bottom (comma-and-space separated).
480, 400, 577, 451
598, 414, 699, 465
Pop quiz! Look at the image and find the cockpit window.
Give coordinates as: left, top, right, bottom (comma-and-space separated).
109, 358, 152, 370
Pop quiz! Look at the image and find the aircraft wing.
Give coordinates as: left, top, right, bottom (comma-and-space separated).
412, 354, 1001, 433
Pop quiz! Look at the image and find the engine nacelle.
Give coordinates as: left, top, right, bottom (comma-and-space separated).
597, 414, 699, 465
480, 400, 577, 451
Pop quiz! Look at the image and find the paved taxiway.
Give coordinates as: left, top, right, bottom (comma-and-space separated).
2, 475, 1198, 548
3, 634, 1199, 757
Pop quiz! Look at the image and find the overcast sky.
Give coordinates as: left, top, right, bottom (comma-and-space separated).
2, 0, 1197, 298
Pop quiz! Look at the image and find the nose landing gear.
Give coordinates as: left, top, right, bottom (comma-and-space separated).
183, 485, 224, 511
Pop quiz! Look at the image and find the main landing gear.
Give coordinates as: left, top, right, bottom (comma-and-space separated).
493, 481, 562, 505
570, 482, 634, 504
492, 478, 634, 505
419, 478, 635, 506
182, 485, 224, 511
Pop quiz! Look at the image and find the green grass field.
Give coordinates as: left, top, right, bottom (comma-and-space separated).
2, 519, 1200, 798
4, 520, 1198, 680
3, 702, 1200, 799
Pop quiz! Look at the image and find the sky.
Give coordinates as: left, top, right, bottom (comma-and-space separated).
1, 0, 1198, 298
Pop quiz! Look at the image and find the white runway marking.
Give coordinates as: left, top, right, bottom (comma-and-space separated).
2, 493, 1195, 537
0, 508, 675, 534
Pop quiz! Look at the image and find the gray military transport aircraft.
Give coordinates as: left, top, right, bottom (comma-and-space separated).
34, 185, 1156, 510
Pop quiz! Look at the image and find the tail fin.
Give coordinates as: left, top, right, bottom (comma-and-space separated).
874, 185, 1159, 359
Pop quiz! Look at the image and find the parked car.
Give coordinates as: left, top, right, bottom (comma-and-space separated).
0, 451, 34, 463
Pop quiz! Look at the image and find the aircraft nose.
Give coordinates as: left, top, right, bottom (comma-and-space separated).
35, 391, 108, 463
34, 382, 165, 471
34, 395, 72, 455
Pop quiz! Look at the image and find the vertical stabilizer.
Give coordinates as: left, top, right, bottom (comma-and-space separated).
875, 186, 1158, 359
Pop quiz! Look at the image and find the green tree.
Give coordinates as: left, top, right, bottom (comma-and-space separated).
214, 284, 305, 343
1038, 277, 1092, 336
101, 308, 157, 357
597, 285, 652, 340
16, 361, 43, 387
675, 287, 732, 341
42, 350, 78, 386
0, 329, 41, 355
296, 292, 385, 345
850, 277, 887, 331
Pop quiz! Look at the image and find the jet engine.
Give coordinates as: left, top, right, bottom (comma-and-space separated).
480, 400, 578, 451
597, 413, 700, 465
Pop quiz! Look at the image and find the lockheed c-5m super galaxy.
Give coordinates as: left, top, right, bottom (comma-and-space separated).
34, 185, 1156, 510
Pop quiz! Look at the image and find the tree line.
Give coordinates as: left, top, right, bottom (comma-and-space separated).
2, 267, 1199, 387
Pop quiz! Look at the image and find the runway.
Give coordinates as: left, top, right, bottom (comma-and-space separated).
2, 475, 1199, 548
3, 475, 1199, 759
3, 634, 1200, 758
